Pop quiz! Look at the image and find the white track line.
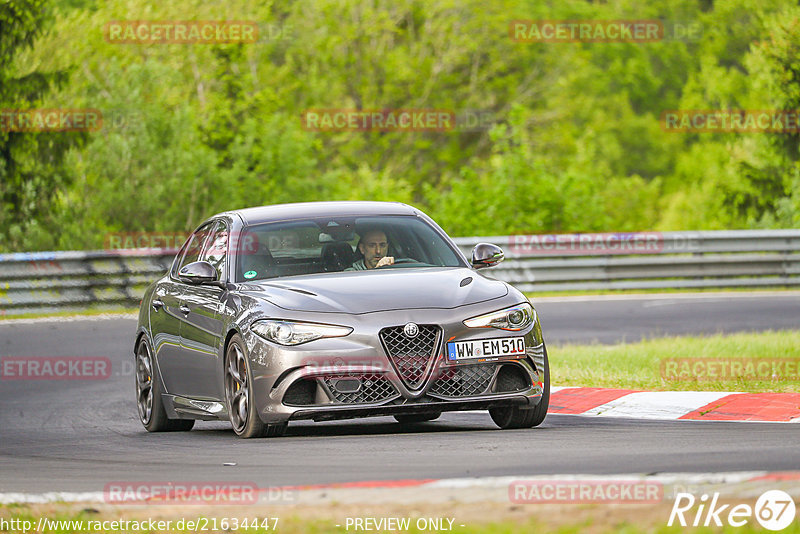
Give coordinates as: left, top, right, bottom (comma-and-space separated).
425, 471, 767, 489
581, 391, 740, 419
1, 471, 787, 504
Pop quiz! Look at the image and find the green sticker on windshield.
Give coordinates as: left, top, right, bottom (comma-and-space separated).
244, 270, 257, 279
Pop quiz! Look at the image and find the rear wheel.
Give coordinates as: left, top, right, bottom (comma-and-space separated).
135, 338, 194, 432
394, 412, 441, 424
490, 344, 550, 429
225, 335, 287, 438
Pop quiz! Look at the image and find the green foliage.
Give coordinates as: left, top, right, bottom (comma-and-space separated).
0, 0, 84, 251
2, 0, 800, 252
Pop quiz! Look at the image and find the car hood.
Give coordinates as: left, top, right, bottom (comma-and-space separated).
236, 267, 509, 314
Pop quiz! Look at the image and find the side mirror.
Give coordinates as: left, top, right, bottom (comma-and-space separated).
178, 261, 219, 284
471, 243, 504, 269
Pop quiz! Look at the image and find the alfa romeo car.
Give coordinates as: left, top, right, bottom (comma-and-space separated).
134, 201, 549, 438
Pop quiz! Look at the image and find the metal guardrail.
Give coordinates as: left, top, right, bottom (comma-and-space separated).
0, 250, 176, 316
1, 230, 799, 315
453, 230, 800, 292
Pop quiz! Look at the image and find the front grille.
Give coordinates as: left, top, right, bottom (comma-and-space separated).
322, 374, 398, 404
379, 325, 440, 389
429, 364, 496, 397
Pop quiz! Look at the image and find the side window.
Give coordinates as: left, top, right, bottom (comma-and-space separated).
174, 223, 214, 275
201, 221, 228, 279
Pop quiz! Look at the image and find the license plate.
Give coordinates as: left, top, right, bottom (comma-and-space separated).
446, 337, 526, 362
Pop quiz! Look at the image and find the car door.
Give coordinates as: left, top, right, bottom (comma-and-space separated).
156, 223, 213, 396
176, 220, 228, 400
150, 277, 183, 390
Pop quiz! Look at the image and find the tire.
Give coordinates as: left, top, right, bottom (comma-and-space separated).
135, 337, 194, 432
394, 412, 441, 424
490, 343, 550, 429
224, 334, 287, 438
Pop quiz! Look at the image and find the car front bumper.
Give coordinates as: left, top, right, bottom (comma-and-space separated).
241, 305, 546, 424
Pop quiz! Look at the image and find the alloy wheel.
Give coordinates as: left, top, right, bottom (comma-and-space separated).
225, 343, 249, 434
135, 342, 154, 424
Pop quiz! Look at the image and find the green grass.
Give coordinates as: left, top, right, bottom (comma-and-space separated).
552, 330, 800, 392
0, 307, 138, 321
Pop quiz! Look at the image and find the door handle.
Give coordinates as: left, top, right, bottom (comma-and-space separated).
180, 305, 190, 315
152, 299, 164, 311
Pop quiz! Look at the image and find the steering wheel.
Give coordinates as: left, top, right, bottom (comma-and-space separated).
376, 257, 419, 268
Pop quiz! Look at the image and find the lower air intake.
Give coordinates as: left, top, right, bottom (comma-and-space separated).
429, 364, 496, 397
322, 374, 398, 404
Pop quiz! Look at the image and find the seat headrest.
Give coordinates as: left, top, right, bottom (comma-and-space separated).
321, 242, 354, 272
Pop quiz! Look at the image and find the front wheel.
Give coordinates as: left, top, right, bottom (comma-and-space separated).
135, 337, 194, 432
490, 344, 550, 429
225, 334, 287, 438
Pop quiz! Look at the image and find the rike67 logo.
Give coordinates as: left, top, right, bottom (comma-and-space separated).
669, 490, 796, 530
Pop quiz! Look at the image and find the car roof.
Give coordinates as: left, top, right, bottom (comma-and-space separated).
222, 201, 420, 226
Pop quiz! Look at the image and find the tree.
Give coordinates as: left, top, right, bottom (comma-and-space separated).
0, 0, 85, 250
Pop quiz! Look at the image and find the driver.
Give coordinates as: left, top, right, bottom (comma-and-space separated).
347, 228, 395, 270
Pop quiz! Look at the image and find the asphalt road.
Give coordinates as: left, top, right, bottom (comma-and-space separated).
535, 291, 800, 344
1, 292, 798, 493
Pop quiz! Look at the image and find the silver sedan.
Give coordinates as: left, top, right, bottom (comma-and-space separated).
134, 201, 549, 438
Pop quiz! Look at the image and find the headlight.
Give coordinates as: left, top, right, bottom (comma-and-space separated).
463, 302, 536, 331
251, 320, 353, 346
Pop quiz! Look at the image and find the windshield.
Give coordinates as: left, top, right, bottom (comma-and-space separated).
234, 215, 465, 282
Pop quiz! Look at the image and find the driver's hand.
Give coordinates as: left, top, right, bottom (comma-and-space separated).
376, 256, 395, 268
